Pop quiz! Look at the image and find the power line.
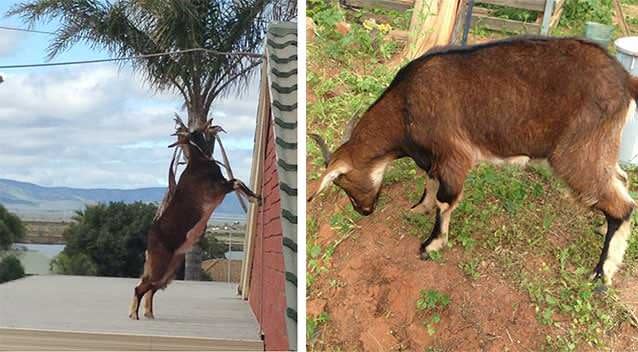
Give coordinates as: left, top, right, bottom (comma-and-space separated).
0, 48, 263, 70
0, 25, 55, 35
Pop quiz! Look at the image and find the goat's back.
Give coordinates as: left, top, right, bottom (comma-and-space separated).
395, 37, 637, 159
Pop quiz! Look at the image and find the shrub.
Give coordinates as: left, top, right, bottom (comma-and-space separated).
50, 252, 97, 276
0, 255, 25, 283
0, 204, 25, 250
52, 202, 156, 277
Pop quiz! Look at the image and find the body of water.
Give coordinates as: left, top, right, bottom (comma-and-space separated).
13, 243, 65, 258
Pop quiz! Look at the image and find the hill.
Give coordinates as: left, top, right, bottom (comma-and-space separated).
0, 178, 245, 221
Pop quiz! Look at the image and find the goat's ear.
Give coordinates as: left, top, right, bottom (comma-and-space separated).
307, 163, 351, 202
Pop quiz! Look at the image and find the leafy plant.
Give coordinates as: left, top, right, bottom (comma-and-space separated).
0, 255, 25, 283
52, 202, 156, 277
0, 204, 25, 250
560, 0, 613, 26
416, 289, 451, 336
307, 312, 330, 341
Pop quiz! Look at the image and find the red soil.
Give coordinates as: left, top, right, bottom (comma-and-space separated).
308, 184, 549, 351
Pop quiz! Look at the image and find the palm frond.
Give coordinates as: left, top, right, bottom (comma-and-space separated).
7, 0, 296, 124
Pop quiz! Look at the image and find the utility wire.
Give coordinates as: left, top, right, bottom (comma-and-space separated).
0, 25, 55, 35
0, 48, 263, 70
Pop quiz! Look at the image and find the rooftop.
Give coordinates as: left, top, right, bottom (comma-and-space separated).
0, 275, 262, 350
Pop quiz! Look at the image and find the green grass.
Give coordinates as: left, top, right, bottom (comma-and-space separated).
416, 289, 451, 336
399, 161, 638, 350
307, 312, 330, 343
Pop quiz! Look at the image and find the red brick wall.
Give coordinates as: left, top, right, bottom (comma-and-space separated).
248, 111, 288, 350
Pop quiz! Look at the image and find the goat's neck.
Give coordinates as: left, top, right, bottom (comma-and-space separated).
346, 89, 406, 166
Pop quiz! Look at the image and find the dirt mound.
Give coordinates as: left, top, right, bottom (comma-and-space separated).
308, 185, 548, 351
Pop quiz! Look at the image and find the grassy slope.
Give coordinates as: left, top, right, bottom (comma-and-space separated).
307, 2, 638, 351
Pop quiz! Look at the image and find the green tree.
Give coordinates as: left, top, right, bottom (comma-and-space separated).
0, 255, 26, 283
0, 204, 25, 250
199, 235, 227, 260
50, 252, 97, 276
9, 0, 296, 127
52, 202, 156, 277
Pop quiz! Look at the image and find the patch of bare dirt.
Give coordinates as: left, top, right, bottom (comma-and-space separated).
611, 274, 638, 351
308, 185, 548, 351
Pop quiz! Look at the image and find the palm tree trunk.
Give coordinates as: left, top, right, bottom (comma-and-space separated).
184, 242, 203, 280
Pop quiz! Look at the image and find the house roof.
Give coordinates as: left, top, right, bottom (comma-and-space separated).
265, 21, 298, 351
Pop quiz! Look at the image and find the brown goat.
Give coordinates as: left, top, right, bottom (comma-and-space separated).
128, 118, 259, 320
310, 37, 638, 286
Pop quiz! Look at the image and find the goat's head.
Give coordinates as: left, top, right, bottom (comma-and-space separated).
308, 116, 385, 216
168, 114, 225, 159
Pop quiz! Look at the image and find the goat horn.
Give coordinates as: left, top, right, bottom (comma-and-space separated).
308, 133, 332, 167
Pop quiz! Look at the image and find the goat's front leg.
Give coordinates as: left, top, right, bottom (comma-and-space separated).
411, 174, 439, 214
230, 179, 261, 204
419, 160, 468, 260
420, 192, 463, 260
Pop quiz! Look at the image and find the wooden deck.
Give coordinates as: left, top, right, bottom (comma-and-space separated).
0, 276, 263, 351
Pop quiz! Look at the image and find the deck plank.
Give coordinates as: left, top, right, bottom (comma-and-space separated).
0, 276, 262, 350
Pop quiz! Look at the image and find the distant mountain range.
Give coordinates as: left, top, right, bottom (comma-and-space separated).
0, 178, 245, 221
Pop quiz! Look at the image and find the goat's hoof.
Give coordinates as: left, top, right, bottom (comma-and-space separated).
144, 312, 155, 320
128, 313, 139, 320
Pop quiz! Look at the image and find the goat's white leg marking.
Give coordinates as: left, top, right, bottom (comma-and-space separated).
424, 200, 458, 253
128, 295, 139, 320
143, 291, 154, 319
412, 176, 439, 214
602, 220, 631, 285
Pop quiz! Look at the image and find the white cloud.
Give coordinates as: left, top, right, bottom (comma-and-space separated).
0, 63, 259, 188
0, 30, 21, 56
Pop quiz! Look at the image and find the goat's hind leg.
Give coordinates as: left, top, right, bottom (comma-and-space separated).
595, 164, 631, 235
553, 152, 635, 286
591, 177, 635, 286
129, 278, 153, 320
142, 289, 158, 319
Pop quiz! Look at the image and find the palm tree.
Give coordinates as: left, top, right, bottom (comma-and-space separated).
9, 0, 296, 280
8, 0, 295, 127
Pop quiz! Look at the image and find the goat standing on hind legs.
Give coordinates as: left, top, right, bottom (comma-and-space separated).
128, 117, 259, 320
308, 37, 638, 288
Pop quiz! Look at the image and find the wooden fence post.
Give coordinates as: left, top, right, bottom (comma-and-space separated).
405, 0, 462, 60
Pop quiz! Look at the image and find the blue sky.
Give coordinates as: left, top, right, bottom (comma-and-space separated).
0, 1, 259, 189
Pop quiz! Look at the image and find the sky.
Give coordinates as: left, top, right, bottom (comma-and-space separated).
0, 2, 259, 189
